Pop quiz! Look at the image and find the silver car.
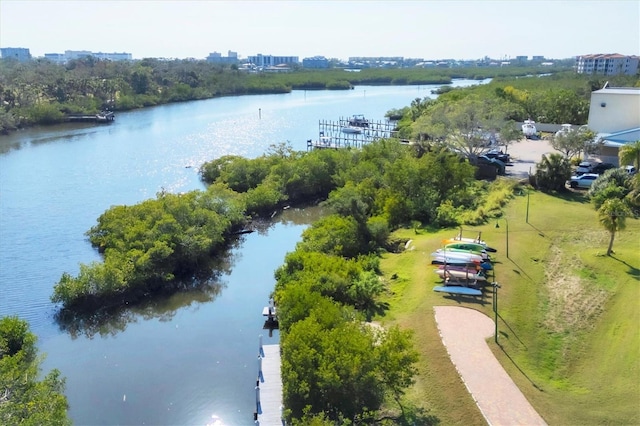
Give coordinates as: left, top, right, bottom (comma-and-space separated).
568, 173, 599, 188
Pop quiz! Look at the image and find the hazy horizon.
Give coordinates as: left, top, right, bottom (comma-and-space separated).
1, 0, 639, 61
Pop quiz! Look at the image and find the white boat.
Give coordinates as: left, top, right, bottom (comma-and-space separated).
555, 123, 573, 137
341, 126, 363, 134
348, 114, 369, 128
521, 119, 537, 139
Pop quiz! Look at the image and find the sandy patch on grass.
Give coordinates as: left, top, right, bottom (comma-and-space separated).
543, 245, 609, 333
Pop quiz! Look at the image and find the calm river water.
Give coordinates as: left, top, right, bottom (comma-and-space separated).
0, 79, 487, 425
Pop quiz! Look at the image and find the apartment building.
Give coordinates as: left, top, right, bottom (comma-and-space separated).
0, 47, 32, 62
247, 54, 299, 68
575, 53, 639, 76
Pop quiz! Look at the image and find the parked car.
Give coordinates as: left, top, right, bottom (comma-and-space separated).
575, 161, 597, 175
483, 149, 510, 163
624, 165, 637, 175
590, 163, 616, 174
568, 173, 599, 189
477, 155, 506, 175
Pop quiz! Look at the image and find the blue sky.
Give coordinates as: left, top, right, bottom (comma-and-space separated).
1, 0, 638, 60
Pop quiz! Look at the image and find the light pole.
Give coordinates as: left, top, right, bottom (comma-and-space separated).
492, 282, 501, 344
495, 219, 509, 258
526, 189, 530, 224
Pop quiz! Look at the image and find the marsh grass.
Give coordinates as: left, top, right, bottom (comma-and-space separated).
378, 189, 639, 425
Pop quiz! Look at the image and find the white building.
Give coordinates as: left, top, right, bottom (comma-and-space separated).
45, 50, 132, 63
575, 54, 639, 76
247, 54, 298, 68
587, 85, 640, 165
93, 52, 132, 61
206, 50, 238, 64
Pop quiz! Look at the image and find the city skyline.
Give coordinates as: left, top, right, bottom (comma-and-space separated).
1, 1, 639, 61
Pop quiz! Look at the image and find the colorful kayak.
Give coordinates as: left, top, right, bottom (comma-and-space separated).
434, 268, 487, 281
444, 241, 497, 253
432, 250, 489, 262
436, 264, 482, 273
433, 286, 482, 296
446, 230, 497, 252
430, 258, 493, 270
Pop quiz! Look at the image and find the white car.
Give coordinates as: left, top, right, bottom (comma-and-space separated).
575, 161, 597, 175
568, 173, 599, 189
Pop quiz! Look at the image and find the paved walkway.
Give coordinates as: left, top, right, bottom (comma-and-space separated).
434, 306, 547, 426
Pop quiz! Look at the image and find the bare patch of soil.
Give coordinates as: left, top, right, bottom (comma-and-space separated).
542, 246, 609, 334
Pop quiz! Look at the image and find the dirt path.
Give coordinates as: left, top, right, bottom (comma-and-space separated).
434, 306, 547, 426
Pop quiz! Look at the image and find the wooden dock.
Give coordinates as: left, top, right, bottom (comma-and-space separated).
67, 111, 115, 123
257, 344, 283, 425
307, 116, 398, 150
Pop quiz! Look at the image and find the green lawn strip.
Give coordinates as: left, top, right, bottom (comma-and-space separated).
381, 227, 488, 425
379, 189, 640, 425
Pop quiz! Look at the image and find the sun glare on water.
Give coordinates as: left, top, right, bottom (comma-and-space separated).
206, 414, 225, 426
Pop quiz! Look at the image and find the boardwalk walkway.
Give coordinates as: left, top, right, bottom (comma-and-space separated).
258, 344, 283, 426
434, 306, 547, 426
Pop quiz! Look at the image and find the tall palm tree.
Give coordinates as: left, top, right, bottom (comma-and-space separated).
618, 140, 640, 169
598, 198, 632, 255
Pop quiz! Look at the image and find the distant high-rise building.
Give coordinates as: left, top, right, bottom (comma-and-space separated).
302, 56, 329, 69
65, 50, 93, 60
44, 53, 66, 64
1, 47, 32, 62
42, 50, 132, 63
93, 52, 132, 61
247, 54, 299, 68
575, 54, 639, 76
206, 50, 239, 64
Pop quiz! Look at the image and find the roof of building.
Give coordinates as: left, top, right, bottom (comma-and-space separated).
592, 86, 640, 95
578, 53, 639, 59
598, 127, 640, 147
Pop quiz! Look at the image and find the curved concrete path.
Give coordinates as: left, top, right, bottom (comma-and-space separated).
434, 306, 547, 426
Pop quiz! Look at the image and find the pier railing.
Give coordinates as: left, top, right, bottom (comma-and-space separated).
308, 117, 398, 150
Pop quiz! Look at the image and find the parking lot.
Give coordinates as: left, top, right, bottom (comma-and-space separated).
504, 137, 555, 178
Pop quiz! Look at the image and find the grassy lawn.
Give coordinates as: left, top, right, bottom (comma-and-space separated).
378, 188, 640, 425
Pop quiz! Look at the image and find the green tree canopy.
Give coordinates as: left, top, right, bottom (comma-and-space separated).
0, 317, 70, 425
535, 153, 572, 192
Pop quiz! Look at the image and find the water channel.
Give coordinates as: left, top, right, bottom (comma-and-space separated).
0, 78, 488, 425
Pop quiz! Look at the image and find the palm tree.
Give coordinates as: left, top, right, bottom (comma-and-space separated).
618, 140, 640, 169
535, 153, 571, 191
598, 198, 632, 255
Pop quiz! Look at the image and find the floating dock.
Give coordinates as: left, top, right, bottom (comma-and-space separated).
67, 111, 115, 123
256, 341, 283, 426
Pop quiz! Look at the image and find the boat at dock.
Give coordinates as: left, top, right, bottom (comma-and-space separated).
341, 125, 363, 134
68, 110, 115, 123
522, 119, 536, 139
348, 114, 369, 128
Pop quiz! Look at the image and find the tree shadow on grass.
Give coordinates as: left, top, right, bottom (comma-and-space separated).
378, 404, 441, 425
547, 189, 591, 204
497, 343, 544, 392
497, 313, 527, 349
609, 255, 640, 278
439, 291, 491, 307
